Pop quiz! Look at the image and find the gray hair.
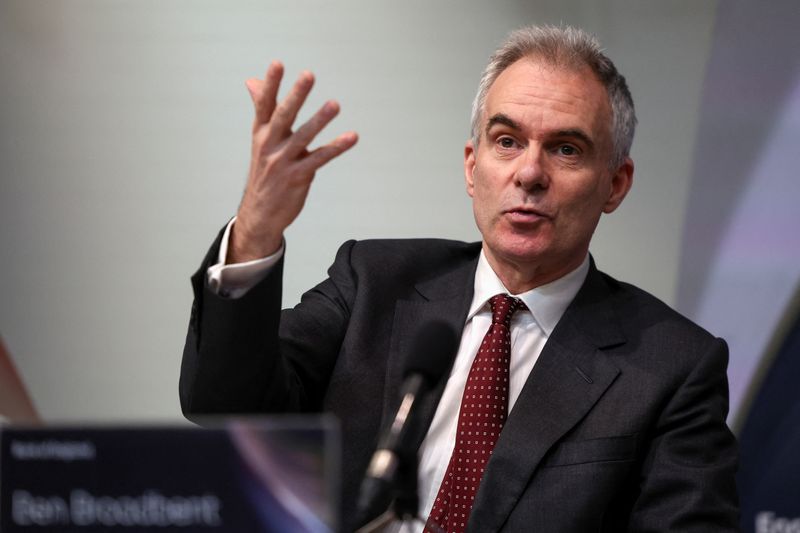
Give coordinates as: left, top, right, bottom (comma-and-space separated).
470, 25, 637, 169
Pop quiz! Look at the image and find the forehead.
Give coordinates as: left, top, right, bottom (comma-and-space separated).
484, 58, 612, 138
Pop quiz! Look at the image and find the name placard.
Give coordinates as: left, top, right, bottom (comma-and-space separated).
1, 418, 339, 532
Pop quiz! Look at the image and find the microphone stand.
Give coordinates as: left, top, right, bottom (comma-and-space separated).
391, 448, 419, 521
355, 509, 396, 533
354, 448, 418, 532
354, 321, 457, 532
355, 450, 445, 533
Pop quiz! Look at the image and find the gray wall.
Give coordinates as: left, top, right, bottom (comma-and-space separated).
0, 1, 718, 421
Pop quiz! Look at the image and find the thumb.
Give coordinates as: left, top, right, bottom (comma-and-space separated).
245, 78, 264, 107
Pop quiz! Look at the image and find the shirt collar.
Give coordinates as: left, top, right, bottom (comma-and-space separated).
467, 251, 590, 336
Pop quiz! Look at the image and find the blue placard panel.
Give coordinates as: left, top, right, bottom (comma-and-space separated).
0, 418, 339, 532
738, 309, 800, 532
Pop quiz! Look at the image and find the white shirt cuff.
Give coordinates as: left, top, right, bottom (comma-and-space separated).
206, 217, 284, 298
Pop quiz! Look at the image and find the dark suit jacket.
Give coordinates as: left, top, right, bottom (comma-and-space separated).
180, 235, 739, 532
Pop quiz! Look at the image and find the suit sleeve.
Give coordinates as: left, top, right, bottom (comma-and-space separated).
629, 337, 740, 532
179, 230, 359, 417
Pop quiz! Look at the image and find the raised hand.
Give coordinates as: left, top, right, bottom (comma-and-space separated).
228, 61, 358, 263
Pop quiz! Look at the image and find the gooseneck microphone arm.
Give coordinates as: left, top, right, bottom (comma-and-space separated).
355, 373, 429, 524
354, 321, 457, 529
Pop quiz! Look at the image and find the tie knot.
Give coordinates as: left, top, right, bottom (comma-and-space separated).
488, 294, 522, 327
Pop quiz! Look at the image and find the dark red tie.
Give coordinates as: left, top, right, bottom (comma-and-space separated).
425, 294, 523, 533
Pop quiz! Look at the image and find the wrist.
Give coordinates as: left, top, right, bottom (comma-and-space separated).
227, 218, 282, 263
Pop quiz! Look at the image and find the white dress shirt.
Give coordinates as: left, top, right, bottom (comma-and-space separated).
206, 218, 283, 299
393, 251, 588, 532
206, 218, 589, 531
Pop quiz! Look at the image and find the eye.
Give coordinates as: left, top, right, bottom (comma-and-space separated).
497, 136, 518, 149
558, 144, 578, 156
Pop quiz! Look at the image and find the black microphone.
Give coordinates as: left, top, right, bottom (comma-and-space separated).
355, 320, 456, 526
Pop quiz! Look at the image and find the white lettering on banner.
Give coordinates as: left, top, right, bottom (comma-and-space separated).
10, 489, 222, 528
11, 491, 69, 526
757, 511, 800, 533
70, 490, 222, 527
10, 440, 96, 461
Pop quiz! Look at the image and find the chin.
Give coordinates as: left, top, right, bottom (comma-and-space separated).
490, 237, 552, 266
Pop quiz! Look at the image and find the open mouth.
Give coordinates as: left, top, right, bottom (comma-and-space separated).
504, 207, 549, 224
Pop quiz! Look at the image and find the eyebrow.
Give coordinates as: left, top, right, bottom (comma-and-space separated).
485, 113, 522, 135
553, 128, 595, 150
485, 113, 596, 150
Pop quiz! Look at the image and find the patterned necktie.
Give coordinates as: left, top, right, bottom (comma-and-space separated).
425, 294, 523, 533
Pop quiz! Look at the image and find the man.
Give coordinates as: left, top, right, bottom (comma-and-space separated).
181, 25, 739, 532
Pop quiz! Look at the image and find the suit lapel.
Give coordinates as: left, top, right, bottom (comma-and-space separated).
382, 247, 480, 450
469, 262, 627, 532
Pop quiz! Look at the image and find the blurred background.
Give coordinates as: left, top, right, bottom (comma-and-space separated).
2, 0, 799, 528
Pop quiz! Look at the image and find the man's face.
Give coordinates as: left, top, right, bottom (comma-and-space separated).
465, 58, 633, 289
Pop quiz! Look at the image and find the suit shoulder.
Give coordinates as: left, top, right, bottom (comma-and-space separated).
598, 270, 719, 346
337, 238, 481, 270
580, 270, 729, 395
322, 238, 480, 299
345, 238, 480, 255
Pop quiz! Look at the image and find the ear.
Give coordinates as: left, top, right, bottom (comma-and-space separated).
603, 156, 634, 214
464, 140, 476, 197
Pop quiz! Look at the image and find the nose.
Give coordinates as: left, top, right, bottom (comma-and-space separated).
515, 145, 548, 191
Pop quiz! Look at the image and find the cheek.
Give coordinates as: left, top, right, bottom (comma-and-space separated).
473, 180, 503, 219
559, 185, 607, 234
470, 168, 494, 210
564, 176, 608, 212
471, 187, 490, 225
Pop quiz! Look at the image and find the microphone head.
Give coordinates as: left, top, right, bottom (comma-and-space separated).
403, 320, 458, 385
